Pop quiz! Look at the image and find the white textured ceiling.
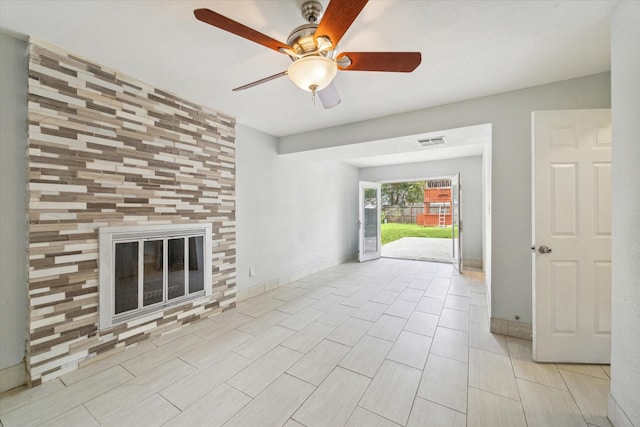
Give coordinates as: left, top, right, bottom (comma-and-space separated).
0, 0, 614, 138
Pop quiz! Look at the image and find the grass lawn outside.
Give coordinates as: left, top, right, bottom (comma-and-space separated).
381, 223, 457, 245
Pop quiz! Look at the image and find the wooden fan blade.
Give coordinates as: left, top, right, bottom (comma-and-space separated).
232, 71, 288, 91
337, 52, 421, 72
318, 82, 341, 109
194, 9, 289, 54
314, 0, 368, 48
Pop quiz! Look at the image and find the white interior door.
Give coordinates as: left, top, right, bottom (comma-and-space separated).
532, 109, 611, 363
452, 173, 462, 272
359, 181, 381, 262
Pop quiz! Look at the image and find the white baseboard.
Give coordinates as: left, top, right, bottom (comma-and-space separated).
608, 393, 635, 427
237, 254, 356, 302
490, 317, 532, 340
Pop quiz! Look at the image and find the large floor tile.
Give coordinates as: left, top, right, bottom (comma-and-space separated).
438, 307, 470, 332
38, 405, 99, 427
407, 397, 466, 427
417, 354, 468, 413
99, 393, 179, 427
517, 378, 587, 427
326, 317, 373, 346
339, 335, 393, 377
163, 383, 251, 427
278, 306, 325, 331
179, 329, 252, 367
276, 296, 317, 315
224, 374, 315, 427
0, 378, 65, 415
293, 367, 370, 427
407, 277, 433, 291
557, 363, 610, 380
448, 277, 471, 297
352, 301, 389, 322
340, 290, 378, 308
237, 310, 291, 335
470, 291, 487, 306
237, 297, 287, 317
367, 314, 407, 342
281, 321, 336, 353
371, 289, 401, 304
404, 311, 439, 337
424, 285, 448, 300
1, 366, 132, 426
469, 347, 520, 401
287, 339, 351, 386
193, 311, 253, 341
316, 304, 357, 326
414, 296, 445, 315
430, 326, 469, 363
120, 333, 203, 375
443, 294, 470, 312
271, 286, 311, 302
560, 368, 611, 427
359, 360, 422, 425
162, 350, 252, 409
227, 345, 303, 397
467, 387, 527, 427
398, 288, 425, 302
384, 299, 418, 318
346, 407, 401, 427
506, 337, 566, 390
84, 358, 193, 422
310, 294, 344, 311
431, 277, 452, 288
233, 325, 296, 360
469, 321, 509, 355
60, 340, 156, 386
386, 331, 432, 369
469, 304, 489, 325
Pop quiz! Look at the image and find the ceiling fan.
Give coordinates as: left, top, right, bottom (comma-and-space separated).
194, 0, 421, 108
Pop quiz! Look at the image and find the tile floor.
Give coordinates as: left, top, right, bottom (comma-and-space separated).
0, 258, 612, 427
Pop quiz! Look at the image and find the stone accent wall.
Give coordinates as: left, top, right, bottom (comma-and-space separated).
26, 40, 236, 385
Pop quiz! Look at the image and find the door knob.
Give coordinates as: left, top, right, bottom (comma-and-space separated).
538, 245, 552, 254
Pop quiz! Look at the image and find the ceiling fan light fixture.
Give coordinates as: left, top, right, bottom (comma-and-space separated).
287, 56, 338, 92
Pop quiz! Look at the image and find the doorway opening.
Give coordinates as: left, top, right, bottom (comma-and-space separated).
381, 177, 457, 264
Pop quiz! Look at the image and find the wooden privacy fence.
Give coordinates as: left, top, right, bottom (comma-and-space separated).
382, 204, 423, 224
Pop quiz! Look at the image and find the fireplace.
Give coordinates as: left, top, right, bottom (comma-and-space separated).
99, 223, 213, 329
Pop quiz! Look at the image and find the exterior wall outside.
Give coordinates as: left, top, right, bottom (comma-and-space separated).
360, 156, 483, 268
24, 40, 236, 385
290, 73, 611, 324
609, 2, 640, 425
236, 124, 359, 300
0, 31, 29, 391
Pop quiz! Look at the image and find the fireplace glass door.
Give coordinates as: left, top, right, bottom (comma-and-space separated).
110, 231, 208, 321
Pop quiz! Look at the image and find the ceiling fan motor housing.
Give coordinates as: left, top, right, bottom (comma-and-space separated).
286, 24, 336, 60
301, 1, 323, 23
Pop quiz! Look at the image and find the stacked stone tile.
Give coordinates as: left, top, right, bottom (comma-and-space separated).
26, 40, 236, 385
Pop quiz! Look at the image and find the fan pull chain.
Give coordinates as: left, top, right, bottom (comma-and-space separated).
309, 84, 318, 106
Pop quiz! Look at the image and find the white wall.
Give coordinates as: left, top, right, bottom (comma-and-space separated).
359, 156, 484, 267
236, 124, 359, 298
0, 32, 28, 377
280, 73, 611, 324
609, 2, 640, 426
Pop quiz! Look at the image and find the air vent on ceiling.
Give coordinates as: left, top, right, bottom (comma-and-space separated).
417, 136, 447, 147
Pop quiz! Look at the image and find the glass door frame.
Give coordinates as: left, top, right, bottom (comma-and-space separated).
358, 181, 382, 262
452, 172, 463, 272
